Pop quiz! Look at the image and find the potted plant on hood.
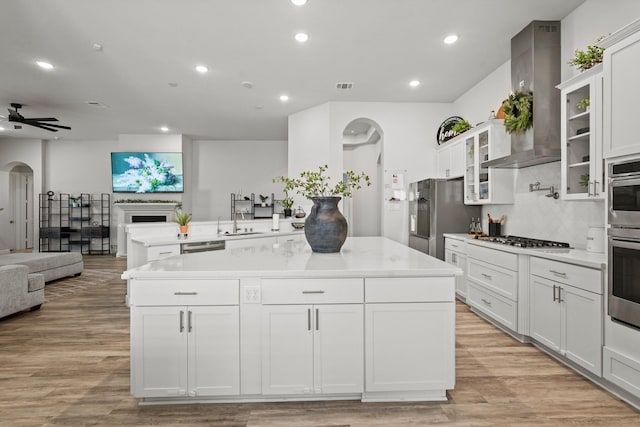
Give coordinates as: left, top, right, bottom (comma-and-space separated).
173, 209, 192, 235
274, 165, 370, 253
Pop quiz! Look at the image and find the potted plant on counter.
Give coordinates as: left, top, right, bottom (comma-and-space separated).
274, 165, 370, 253
173, 209, 192, 235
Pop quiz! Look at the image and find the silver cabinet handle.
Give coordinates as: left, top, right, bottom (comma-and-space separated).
159, 251, 174, 255
179, 310, 184, 332
553, 284, 557, 302
452, 253, 457, 263
558, 287, 564, 303
188, 310, 193, 332
307, 308, 311, 331
481, 298, 492, 307
451, 244, 459, 248
593, 180, 599, 196
587, 181, 593, 197
481, 273, 492, 280
174, 291, 198, 295
302, 290, 325, 294
316, 308, 319, 331
549, 270, 567, 278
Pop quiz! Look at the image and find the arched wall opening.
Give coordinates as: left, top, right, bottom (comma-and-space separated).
0, 161, 34, 251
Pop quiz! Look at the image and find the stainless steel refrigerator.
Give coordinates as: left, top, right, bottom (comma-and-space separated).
408, 178, 480, 260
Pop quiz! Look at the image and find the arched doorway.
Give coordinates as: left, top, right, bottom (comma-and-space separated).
0, 163, 34, 251
342, 118, 383, 237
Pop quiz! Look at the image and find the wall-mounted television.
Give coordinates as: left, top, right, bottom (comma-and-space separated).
111, 152, 184, 193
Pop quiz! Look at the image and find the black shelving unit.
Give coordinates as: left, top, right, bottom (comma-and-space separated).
231, 193, 255, 220
39, 192, 111, 254
254, 193, 276, 219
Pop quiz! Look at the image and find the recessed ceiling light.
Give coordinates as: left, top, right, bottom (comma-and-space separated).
409, 80, 421, 87
443, 34, 459, 45
160, 126, 169, 132
36, 61, 54, 70
241, 80, 255, 89
291, 0, 307, 5
294, 32, 309, 43
279, 95, 289, 102
195, 65, 208, 73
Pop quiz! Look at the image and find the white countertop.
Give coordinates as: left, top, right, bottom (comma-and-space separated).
443, 233, 606, 269
122, 236, 461, 280
132, 229, 304, 247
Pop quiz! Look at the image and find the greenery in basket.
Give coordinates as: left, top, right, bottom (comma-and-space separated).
576, 98, 590, 110
274, 164, 371, 199
568, 37, 605, 72
173, 210, 192, 226
451, 119, 471, 135
503, 90, 533, 134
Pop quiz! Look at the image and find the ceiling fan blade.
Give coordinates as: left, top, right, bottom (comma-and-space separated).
22, 119, 71, 130
23, 122, 59, 132
23, 117, 59, 121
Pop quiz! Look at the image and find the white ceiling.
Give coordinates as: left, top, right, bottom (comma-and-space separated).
0, 0, 585, 142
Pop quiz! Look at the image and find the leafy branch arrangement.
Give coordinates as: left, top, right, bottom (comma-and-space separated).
503, 90, 533, 134
568, 37, 605, 72
274, 165, 371, 199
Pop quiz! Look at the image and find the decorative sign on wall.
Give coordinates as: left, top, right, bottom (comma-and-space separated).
436, 116, 466, 145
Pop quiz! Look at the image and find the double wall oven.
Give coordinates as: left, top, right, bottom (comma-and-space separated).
608, 159, 640, 329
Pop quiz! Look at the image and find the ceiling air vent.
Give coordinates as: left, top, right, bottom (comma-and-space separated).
85, 101, 109, 108
336, 82, 354, 90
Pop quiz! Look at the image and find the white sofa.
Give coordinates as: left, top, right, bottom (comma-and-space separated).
0, 265, 45, 319
0, 252, 83, 283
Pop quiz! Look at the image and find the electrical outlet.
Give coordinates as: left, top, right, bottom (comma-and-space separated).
244, 286, 261, 303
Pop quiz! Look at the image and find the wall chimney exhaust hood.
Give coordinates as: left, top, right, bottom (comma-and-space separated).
482, 21, 561, 169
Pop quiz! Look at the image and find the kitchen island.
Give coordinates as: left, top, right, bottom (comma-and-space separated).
123, 236, 459, 405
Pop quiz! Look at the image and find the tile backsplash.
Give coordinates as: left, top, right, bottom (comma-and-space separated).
481, 161, 605, 249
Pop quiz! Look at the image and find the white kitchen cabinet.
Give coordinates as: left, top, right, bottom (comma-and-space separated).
261, 304, 363, 395
558, 64, 604, 199
529, 257, 603, 376
131, 305, 240, 398
463, 120, 514, 205
225, 235, 278, 250
436, 138, 465, 179
601, 20, 640, 159
444, 237, 468, 300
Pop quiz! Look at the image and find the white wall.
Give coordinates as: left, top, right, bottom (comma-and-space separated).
191, 140, 288, 221
343, 141, 381, 236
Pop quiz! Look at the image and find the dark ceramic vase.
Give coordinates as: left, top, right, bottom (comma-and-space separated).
304, 196, 347, 253
283, 208, 292, 218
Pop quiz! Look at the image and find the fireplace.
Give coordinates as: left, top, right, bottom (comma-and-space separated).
131, 215, 168, 223
114, 202, 180, 257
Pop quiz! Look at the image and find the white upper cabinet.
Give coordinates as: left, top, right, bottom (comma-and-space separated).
463, 120, 514, 205
436, 137, 465, 179
558, 64, 605, 200
602, 19, 640, 159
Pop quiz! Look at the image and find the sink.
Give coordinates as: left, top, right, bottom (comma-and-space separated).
223, 231, 264, 236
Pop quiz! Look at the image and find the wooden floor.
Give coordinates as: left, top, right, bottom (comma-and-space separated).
1, 255, 639, 426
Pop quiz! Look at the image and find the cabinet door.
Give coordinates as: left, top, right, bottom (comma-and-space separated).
464, 134, 478, 203
131, 306, 188, 398
529, 276, 562, 352
313, 304, 363, 394
604, 29, 640, 159
436, 145, 451, 178
455, 253, 468, 299
365, 302, 455, 392
449, 140, 466, 178
188, 306, 240, 396
562, 285, 603, 376
261, 305, 314, 395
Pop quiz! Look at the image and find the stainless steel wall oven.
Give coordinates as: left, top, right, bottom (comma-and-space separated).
609, 158, 640, 329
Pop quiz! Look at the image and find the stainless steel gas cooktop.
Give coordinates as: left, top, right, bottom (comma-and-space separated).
481, 235, 571, 249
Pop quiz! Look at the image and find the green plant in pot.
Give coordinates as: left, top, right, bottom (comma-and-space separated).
451, 119, 471, 135
576, 98, 590, 111
568, 37, 605, 72
173, 209, 192, 234
259, 194, 269, 206
274, 165, 371, 253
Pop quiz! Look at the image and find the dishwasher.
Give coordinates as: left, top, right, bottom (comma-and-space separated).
181, 240, 225, 254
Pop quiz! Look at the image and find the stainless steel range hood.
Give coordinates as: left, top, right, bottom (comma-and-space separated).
482, 21, 561, 169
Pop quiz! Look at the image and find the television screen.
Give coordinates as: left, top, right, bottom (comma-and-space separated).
111, 152, 184, 193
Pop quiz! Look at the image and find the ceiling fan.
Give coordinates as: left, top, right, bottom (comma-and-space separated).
4, 103, 71, 132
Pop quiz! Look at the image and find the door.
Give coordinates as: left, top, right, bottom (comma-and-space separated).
11, 169, 33, 250
262, 305, 314, 394
563, 285, 602, 375
313, 304, 363, 394
365, 302, 455, 392
131, 306, 188, 397
529, 276, 562, 352
188, 306, 240, 396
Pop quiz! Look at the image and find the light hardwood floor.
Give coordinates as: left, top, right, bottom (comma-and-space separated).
1, 255, 639, 426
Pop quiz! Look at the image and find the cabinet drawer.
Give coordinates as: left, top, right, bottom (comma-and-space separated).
467, 244, 518, 271
445, 238, 466, 253
261, 278, 363, 304
147, 244, 181, 261
530, 257, 602, 294
130, 279, 239, 306
468, 282, 517, 331
467, 259, 517, 300
365, 277, 454, 303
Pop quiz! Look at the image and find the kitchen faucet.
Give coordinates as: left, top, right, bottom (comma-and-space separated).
232, 212, 238, 233
217, 216, 221, 236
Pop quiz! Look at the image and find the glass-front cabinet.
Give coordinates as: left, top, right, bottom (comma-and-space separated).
463, 120, 514, 205
558, 64, 604, 200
